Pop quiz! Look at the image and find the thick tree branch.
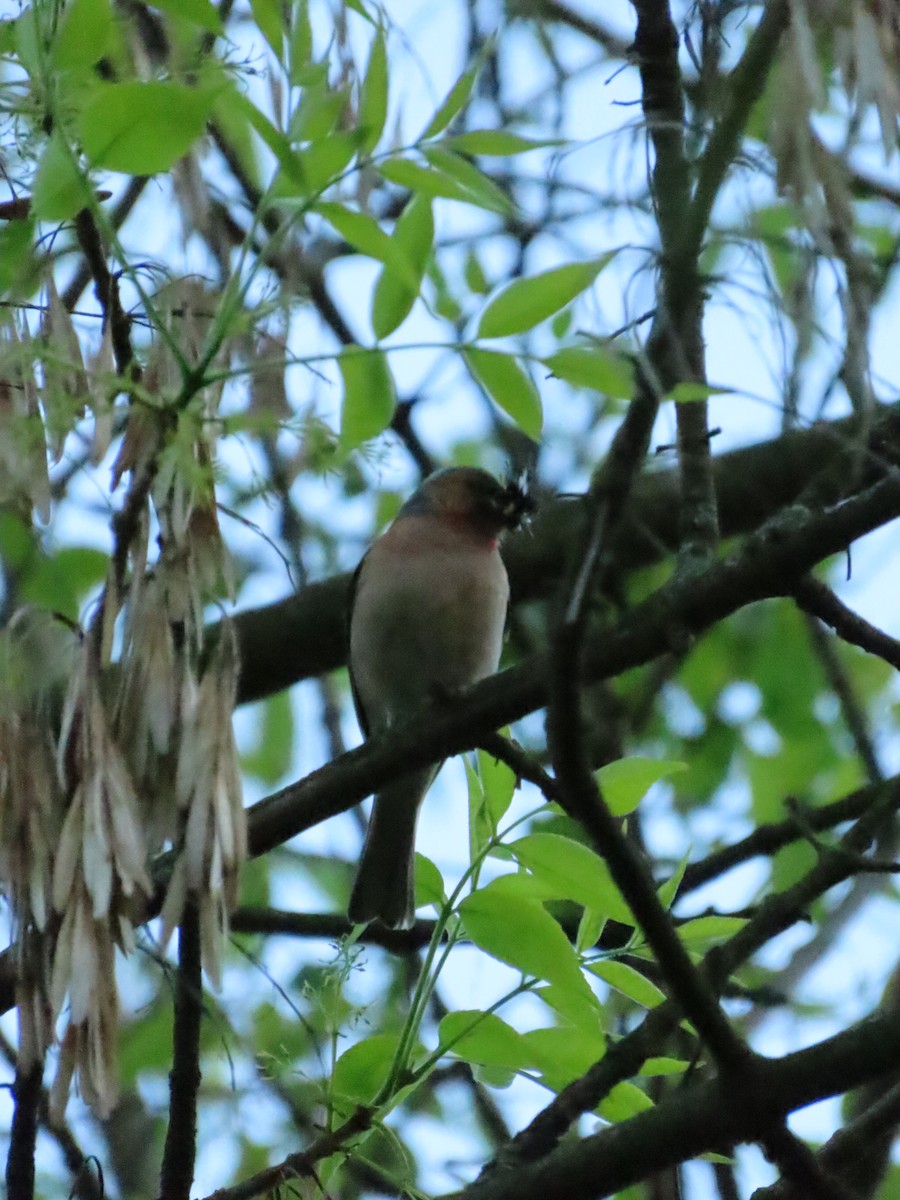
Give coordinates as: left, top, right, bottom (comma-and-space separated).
1, 460, 899, 1021
444, 1007, 900, 1200
231, 403, 900, 707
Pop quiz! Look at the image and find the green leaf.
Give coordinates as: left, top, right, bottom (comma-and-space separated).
477, 256, 613, 339
439, 1011, 531, 1072
427, 258, 463, 322
542, 346, 634, 399
641, 1056, 689, 1076
552, 308, 574, 338
344, 0, 375, 22
51, 0, 114, 70
464, 249, 491, 296
460, 879, 591, 999
31, 135, 93, 222
467, 758, 490, 860
508, 833, 635, 924
477, 744, 517, 827
534, 981, 604, 1033
414, 853, 446, 911
421, 62, 481, 139
142, 0, 222, 32
290, 82, 347, 143
656, 853, 688, 912
422, 146, 512, 215
250, 0, 283, 56
521, 1024, 605, 1090
209, 83, 261, 190
358, 30, 388, 154
216, 87, 299, 186
288, 0, 313, 84
119, 1000, 172, 1085
379, 157, 508, 215
595, 757, 687, 816
668, 382, 734, 403
240, 692, 294, 785
22, 547, 108, 623
332, 1033, 400, 1104
588, 960, 665, 1009
315, 202, 394, 262
677, 915, 748, 945
371, 195, 433, 339
338, 347, 395, 448
284, 131, 361, 196
464, 348, 542, 440
447, 130, 559, 156
599, 1080, 654, 1121
575, 907, 607, 954
79, 81, 219, 174
0, 219, 36, 295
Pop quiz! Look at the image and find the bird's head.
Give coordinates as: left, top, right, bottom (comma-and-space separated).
401, 467, 534, 541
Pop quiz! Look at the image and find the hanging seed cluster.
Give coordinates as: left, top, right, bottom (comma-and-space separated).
0, 277, 246, 1118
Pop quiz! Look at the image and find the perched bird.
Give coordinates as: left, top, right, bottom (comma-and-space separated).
347, 467, 532, 929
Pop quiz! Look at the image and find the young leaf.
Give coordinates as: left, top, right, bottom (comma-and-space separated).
542, 346, 634, 399
344, 0, 376, 22
588, 960, 665, 1009
521, 1024, 605, 1091
414, 853, 446, 911
575, 907, 607, 954
676, 915, 748, 945
656, 853, 688, 912
534, 981, 604, 1033
79, 81, 219, 174
477, 255, 613, 339
595, 757, 687, 816
314, 202, 394, 263
467, 758, 489, 862
477, 744, 517, 828
641, 1057, 689, 1076
371, 195, 434, 339
508, 832, 635, 924
465, 348, 542, 440
460, 880, 591, 1000
290, 82, 347, 142
358, 29, 388, 154
668, 382, 734, 403
379, 157, 508, 215
240, 692, 294, 785
332, 1033, 401, 1104
288, 0, 313, 84
217, 87, 299, 185
599, 1081, 654, 1121
420, 61, 481, 139
250, 0, 283, 56
31, 136, 93, 222
285, 131, 361, 196
338, 347, 396, 448
422, 146, 512, 215
51, 0, 115, 71
439, 1011, 531, 1072
464, 249, 492, 295
447, 130, 559, 156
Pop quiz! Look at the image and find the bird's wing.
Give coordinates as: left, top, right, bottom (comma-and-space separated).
346, 554, 371, 738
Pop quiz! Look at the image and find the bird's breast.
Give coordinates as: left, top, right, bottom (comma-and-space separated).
349, 538, 509, 729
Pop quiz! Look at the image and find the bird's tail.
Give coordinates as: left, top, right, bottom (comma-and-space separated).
348, 767, 437, 930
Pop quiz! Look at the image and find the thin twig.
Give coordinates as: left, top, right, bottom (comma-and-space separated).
159, 901, 203, 1200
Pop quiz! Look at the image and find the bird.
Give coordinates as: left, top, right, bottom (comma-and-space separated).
347, 466, 533, 929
